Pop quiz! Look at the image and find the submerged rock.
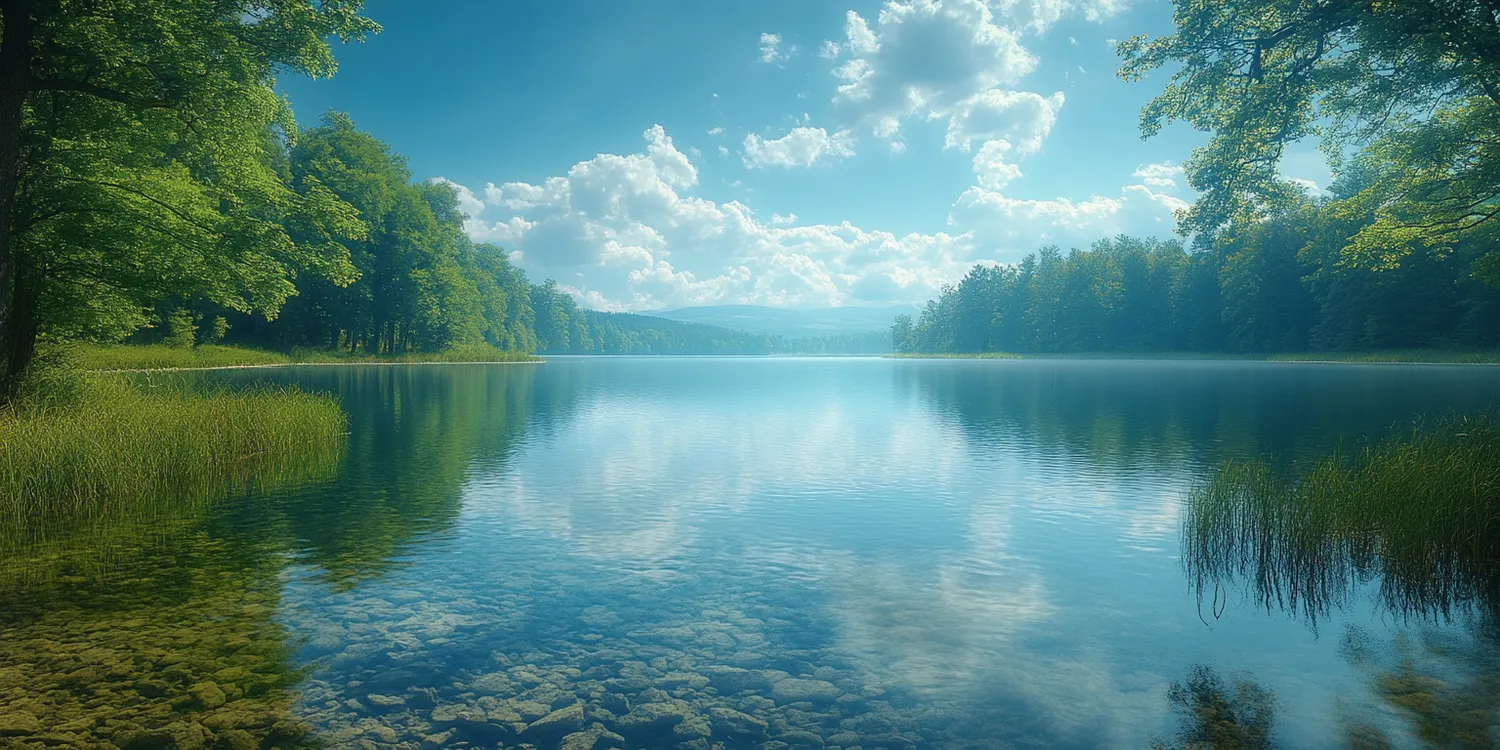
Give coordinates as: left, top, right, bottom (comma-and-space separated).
0, 711, 42, 736
707, 707, 769, 739
523, 702, 586, 740
771, 678, 841, 705
616, 701, 693, 735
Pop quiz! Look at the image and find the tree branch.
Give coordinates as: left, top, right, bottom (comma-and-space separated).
28, 78, 175, 109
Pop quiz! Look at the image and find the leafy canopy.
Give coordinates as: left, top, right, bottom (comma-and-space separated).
1118, 0, 1500, 283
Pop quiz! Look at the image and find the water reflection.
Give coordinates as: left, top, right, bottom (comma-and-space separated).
3, 359, 1500, 749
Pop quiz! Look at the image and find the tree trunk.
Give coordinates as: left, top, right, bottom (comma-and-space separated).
4, 256, 40, 381
0, 0, 33, 390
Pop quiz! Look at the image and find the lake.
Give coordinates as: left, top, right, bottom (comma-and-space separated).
3, 358, 1498, 749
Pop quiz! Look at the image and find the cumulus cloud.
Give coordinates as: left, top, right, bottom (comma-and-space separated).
949, 179, 1188, 252
973, 140, 1025, 189
1132, 162, 1183, 190
831, 1, 1036, 142
945, 89, 1064, 152
759, 32, 792, 64
818, 40, 843, 59
447, 126, 973, 310
743, 127, 857, 169
707, 126, 725, 136
996, 0, 1130, 35
1287, 177, 1322, 195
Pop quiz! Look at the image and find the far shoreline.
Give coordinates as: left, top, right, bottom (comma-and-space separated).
96, 359, 547, 374
883, 352, 1500, 365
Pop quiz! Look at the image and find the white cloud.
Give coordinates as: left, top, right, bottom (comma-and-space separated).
707, 126, 725, 136
717, 145, 731, 158
996, 0, 1129, 35
890, 141, 908, 155
973, 140, 1024, 189
944, 89, 1064, 152
448, 125, 974, 310
759, 32, 790, 64
831, 1, 1036, 143
743, 127, 857, 169
1133, 162, 1183, 190
949, 177, 1188, 255
771, 212, 799, 226
1287, 177, 1322, 195
818, 40, 843, 59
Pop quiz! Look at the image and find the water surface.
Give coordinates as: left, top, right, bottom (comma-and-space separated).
3, 358, 1498, 749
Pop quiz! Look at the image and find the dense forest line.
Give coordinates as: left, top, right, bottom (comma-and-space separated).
897, 176, 1500, 355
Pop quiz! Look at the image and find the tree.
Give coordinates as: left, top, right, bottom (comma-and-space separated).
1118, 0, 1500, 282
0, 0, 378, 390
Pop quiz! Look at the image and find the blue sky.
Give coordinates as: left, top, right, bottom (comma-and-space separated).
279, 0, 1330, 311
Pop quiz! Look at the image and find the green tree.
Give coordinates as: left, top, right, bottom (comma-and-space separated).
1118, 0, 1500, 282
0, 0, 378, 391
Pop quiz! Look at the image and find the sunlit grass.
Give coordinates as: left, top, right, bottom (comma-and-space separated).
0, 371, 347, 549
75, 341, 541, 370
1183, 413, 1500, 624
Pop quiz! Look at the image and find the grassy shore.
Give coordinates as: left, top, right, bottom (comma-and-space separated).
887, 350, 1500, 363
76, 341, 542, 371
1183, 412, 1500, 622
0, 362, 348, 546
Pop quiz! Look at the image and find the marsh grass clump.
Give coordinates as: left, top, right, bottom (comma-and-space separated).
0, 360, 347, 551
1184, 413, 1500, 624
1150, 665, 1277, 750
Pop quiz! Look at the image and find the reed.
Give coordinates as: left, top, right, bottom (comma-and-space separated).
1183, 413, 1500, 624
0, 364, 347, 549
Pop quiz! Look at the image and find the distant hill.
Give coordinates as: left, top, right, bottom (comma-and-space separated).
648, 304, 918, 339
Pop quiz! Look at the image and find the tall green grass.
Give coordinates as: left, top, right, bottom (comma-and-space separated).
76, 343, 295, 370
76, 341, 541, 371
1183, 413, 1500, 624
0, 365, 347, 551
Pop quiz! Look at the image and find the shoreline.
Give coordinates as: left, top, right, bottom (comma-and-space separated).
884, 353, 1500, 365
95, 359, 546, 374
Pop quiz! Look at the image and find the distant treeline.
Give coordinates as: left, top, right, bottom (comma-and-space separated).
896, 181, 1500, 355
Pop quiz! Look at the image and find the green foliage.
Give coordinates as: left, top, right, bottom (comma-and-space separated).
1183, 413, 1500, 624
1118, 0, 1500, 281
207, 316, 229, 344
902, 210, 1500, 355
1150, 666, 1277, 750
0, 0, 382, 384
163, 308, 198, 349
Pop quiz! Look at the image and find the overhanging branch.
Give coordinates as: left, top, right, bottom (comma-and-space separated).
29, 78, 175, 109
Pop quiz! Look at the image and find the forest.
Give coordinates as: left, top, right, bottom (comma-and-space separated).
900, 0, 1500, 357
894, 200, 1500, 355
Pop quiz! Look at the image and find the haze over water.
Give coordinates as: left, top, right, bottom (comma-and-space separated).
6, 358, 1499, 748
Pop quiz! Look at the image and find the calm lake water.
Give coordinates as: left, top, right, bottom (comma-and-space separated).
3, 358, 1499, 749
